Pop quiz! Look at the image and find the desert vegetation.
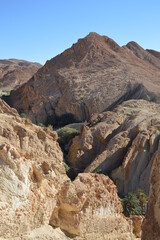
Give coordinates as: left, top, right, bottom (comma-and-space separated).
121, 189, 148, 217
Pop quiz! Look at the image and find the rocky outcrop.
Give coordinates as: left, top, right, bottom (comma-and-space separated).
0, 59, 41, 95
67, 100, 160, 196
131, 215, 144, 238
50, 173, 135, 240
8, 32, 160, 124
147, 49, 160, 59
142, 146, 160, 239
0, 99, 137, 239
0, 99, 68, 238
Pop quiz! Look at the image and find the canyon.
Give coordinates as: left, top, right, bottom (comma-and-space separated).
1, 32, 160, 239
0, 98, 135, 239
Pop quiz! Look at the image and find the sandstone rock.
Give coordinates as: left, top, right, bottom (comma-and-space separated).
0, 59, 41, 95
0, 226, 70, 240
142, 145, 160, 240
0, 99, 68, 238
0, 99, 137, 239
68, 100, 160, 195
50, 173, 135, 240
131, 215, 144, 238
8, 32, 160, 124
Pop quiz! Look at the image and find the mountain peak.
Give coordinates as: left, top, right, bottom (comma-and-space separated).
126, 41, 144, 51
83, 32, 120, 51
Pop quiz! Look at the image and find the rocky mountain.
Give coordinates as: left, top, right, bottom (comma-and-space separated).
7, 32, 160, 124
67, 100, 160, 197
142, 145, 160, 240
0, 98, 136, 239
0, 59, 41, 95
146, 49, 160, 59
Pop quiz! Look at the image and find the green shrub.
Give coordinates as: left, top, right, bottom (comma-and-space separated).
121, 190, 148, 217
64, 163, 70, 173
137, 189, 148, 214
57, 127, 80, 147
47, 124, 53, 131
94, 168, 102, 174
38, 123, 45, 128
20, 112, 27, 118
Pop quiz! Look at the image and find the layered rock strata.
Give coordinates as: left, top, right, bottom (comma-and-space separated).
8, 33, 160, 124
67, 100, 160, 195
50, 173, 135, 240
0, 99, 136, 239
142, 146, 160, 239
0, 99, 67, 238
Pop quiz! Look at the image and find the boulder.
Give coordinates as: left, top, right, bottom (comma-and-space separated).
50, 173, 135, 240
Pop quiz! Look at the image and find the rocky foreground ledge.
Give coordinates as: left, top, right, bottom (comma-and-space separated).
0, 98, 134, 239
0, 98, 160, 239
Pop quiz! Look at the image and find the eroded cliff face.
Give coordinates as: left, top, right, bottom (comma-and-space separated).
8, 32, 160, 124
0, 99, 68, 238
50, 173, 135, 240
142, 149, 160, 240
67, 100, 160, 196
0, 99, 137, 239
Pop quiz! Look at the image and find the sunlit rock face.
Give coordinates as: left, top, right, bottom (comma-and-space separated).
0, 98, 68, 238
67, 100, 160, 196
50, 173, 135, 240
0, 99, 136, 239
8, 33, 160, 124
142, 149, 160, 240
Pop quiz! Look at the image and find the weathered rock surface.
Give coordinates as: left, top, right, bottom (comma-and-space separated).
67, 100, 160, 196
50, 173, 135, 240
142, 146, 160, 240
0, 226, 70, 240
0, 99, 137, 239
0, 99, 68, 238
8, 32, 160, 124
147, 49, 160, 59
0, 59, 41, 95
131, 215, 144, 238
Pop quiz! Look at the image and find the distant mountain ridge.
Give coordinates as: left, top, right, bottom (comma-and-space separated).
0, 59, 41, 95
7, 32, 160, 124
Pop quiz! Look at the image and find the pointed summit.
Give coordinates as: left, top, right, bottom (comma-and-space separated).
8, 33, 160, 125
84, 32, 121, 51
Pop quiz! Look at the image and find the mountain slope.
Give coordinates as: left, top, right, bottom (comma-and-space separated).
0, 59, 41, 95
8, 32, 160, 124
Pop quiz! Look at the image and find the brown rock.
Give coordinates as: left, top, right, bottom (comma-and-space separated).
0, 59, 41, 95
8, 32, 160, 124
50, 173, 135, 239
147, 49, 160, 59
68, 100, 160, 196
0, 226, 70, 240
0, 98, 68, 238
142, 147, 160, 240
131, 215, 144, 238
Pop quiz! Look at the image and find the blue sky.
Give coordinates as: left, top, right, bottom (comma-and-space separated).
1, 0, 160, 64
